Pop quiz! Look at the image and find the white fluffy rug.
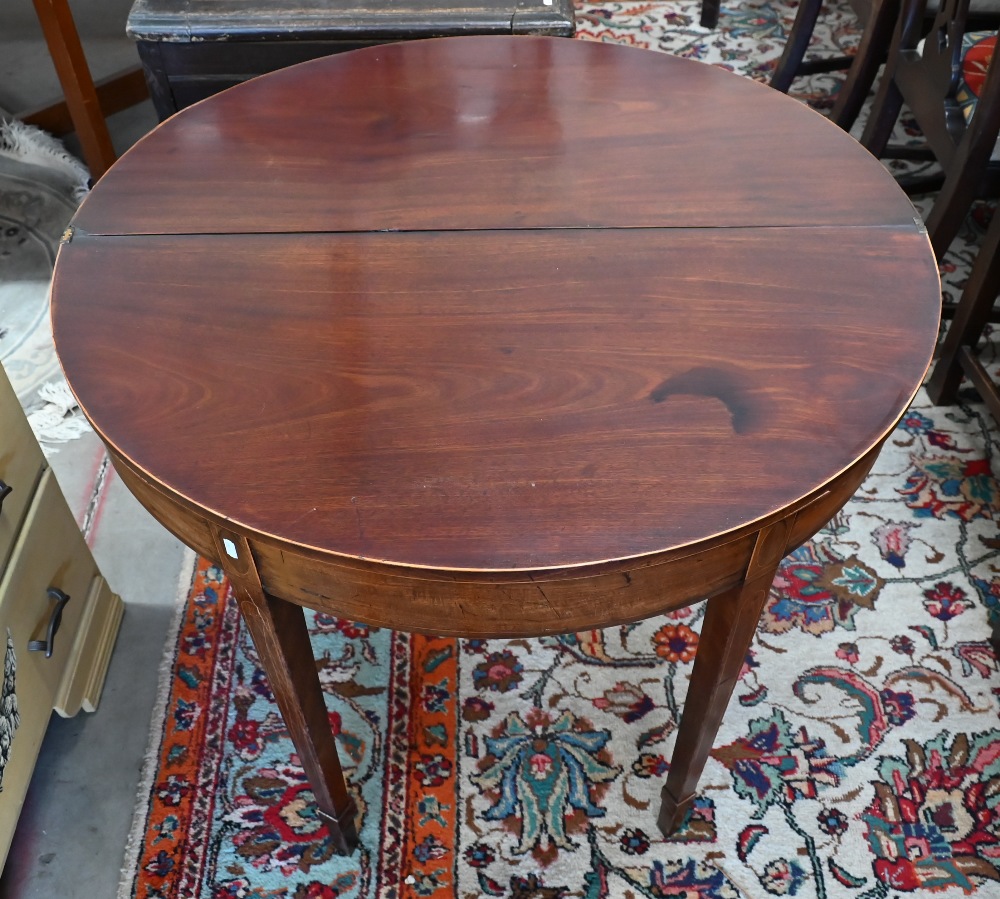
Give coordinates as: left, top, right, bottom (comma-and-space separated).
0, 118, 92, 449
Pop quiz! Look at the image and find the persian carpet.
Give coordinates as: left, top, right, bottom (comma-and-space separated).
120, 2, 1000, 898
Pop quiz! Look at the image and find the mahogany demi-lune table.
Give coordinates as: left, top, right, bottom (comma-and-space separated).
50, 35, 941, 854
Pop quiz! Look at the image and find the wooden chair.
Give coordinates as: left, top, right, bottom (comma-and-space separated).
925, 211, 1000, 654
770, 0, 902, 130
17, 0, 148, 181
926, 211, 1000, 420
770, 0, 1000, 133
859, 0, 1000, 259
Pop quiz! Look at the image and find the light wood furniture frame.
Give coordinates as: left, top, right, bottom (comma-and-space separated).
20, 0, 148, 181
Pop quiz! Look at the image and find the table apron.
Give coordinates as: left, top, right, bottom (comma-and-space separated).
109, 441, 882, 638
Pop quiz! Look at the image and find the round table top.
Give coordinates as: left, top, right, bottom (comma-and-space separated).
52, 35, 940, 574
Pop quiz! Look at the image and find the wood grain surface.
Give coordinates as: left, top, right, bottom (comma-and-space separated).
54, 223, 938, 572
51, 37, 942, 846
73, 36, 919, 235
54, 34, 940, 579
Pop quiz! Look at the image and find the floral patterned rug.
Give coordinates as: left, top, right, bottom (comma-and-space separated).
119, 2, 1000, 898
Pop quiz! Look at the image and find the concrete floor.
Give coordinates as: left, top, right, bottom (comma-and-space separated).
0, 2, 183, 897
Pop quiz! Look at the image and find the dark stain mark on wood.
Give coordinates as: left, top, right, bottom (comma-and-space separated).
649, 365, 760, 434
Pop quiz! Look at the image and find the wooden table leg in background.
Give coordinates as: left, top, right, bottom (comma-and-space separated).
657, 520, 790, 834
30, 0, 118, 179
211, 530, 360, 855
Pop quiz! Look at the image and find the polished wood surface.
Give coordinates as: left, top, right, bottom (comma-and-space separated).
51, 36, 941, 850
73, 37, 917, 235
54, 226, 938, 576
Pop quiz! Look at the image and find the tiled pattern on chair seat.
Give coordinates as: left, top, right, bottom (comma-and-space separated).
958, 30, 997, 120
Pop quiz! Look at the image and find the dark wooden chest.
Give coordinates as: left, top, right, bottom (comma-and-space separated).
127, 0, 576, 120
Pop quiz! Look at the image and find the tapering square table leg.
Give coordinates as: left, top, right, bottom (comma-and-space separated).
657, 522, 788, 834
213, 530, 360, 855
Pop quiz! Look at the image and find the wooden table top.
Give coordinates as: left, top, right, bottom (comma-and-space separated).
52, 36, 941, 575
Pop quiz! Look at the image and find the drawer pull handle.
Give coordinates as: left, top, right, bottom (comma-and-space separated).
28, 588, 71, 659
0, 480, 11, 513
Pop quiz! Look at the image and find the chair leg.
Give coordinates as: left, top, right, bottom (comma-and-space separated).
701, 0, 721, 29
859, 0, 929, 155
926, 168, 991, 259
830, 0, 902, 130
770, 0, 825, 93
859, 62, 905, 156
926, 208, 1000, 405
31, 0, 117, 180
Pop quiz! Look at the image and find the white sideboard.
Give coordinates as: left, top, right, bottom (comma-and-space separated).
0, 365, 123, 867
